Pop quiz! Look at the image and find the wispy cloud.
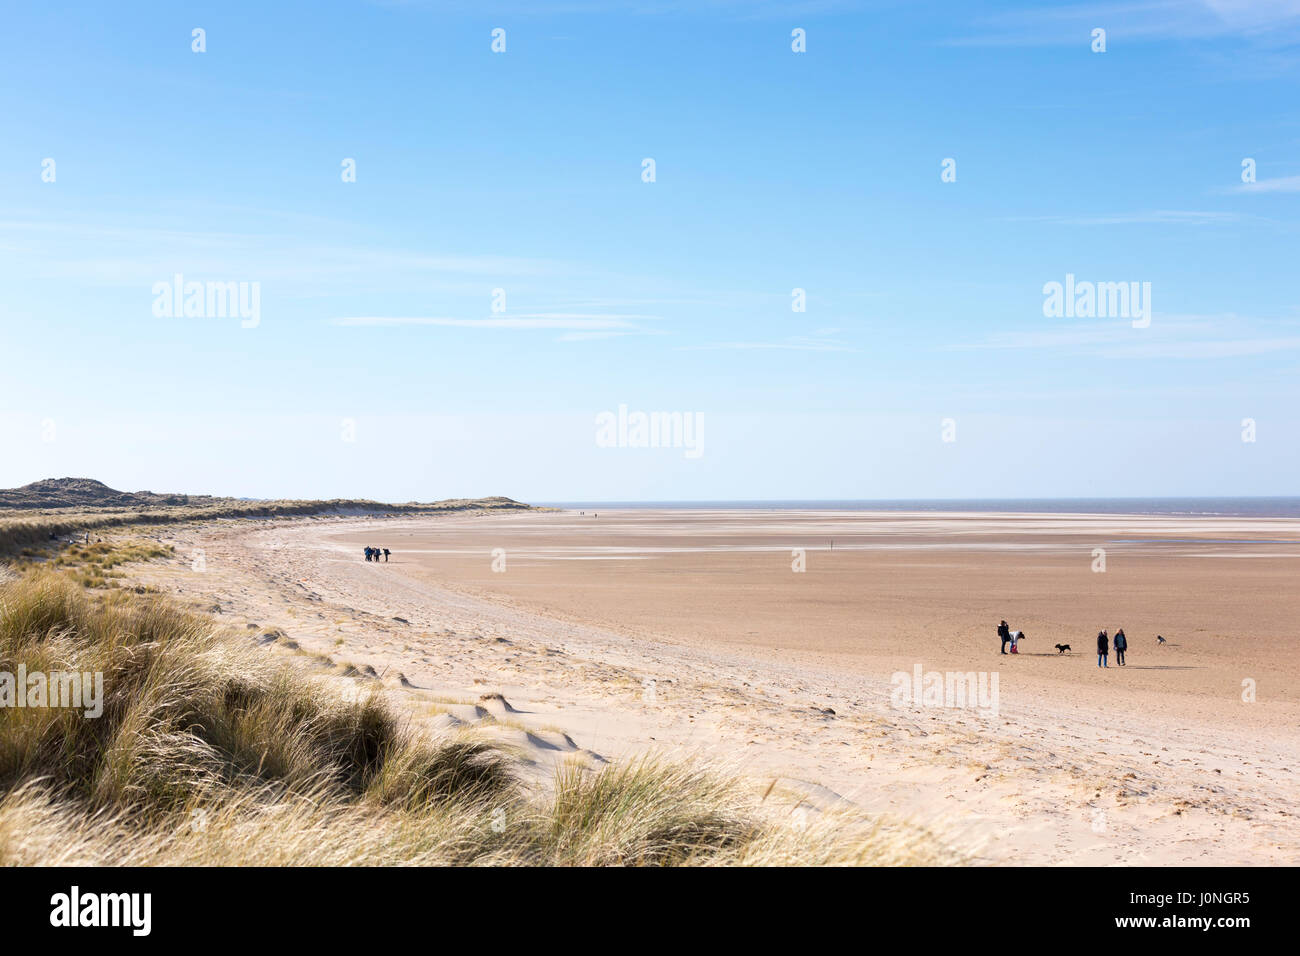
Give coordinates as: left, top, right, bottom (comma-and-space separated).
943, 0, 1300, 47
1102, 336, 1300, 358
1232, 174, 1300, 193
331, 313, 654, 330
0, 218, 566, 288
955, 313, 1300, 359
677, 331, 854, 352
370, 0, 863, 18
556, 328, 668, 341
1007, 210, 1247, 226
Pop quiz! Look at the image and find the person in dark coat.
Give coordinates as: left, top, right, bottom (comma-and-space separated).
1114, 628, 1127, 666
1097, 629, 1109, 668
364, 547, 373, 562
998, 620, 1011, 655
383, 548, 390, 562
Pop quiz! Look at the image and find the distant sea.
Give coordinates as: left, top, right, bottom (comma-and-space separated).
539, 498, 1300, 518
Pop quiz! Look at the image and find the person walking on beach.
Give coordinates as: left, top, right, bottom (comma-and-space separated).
364, 547, 373, 562
1009, 629, 1023, 654
998, 620, 1011, 655
383, 548, 390, 562
1114, 628, 1127, 666
1097, 629, 1109, 668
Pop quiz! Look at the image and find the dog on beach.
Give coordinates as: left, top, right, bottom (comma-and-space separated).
1157, 635, 1167, 644
1054, 643, 1071, 654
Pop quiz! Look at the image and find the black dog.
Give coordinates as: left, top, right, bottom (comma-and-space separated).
1054, 643, 1072, 654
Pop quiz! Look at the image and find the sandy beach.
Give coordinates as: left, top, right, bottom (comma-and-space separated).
125, 508, 1300, 865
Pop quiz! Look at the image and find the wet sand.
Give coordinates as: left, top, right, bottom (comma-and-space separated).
343, 509, 1300, 714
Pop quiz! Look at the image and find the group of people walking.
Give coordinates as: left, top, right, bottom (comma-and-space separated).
997, 619, 1130, 667
1096, 628, 1127, 668
364, 547, 390, 562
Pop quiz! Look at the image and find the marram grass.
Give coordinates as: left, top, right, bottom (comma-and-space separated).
0, 570, 960, 866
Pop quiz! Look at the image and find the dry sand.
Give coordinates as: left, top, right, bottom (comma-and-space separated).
125, 508, 1300, 865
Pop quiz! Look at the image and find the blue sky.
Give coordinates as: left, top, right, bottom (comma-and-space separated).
1, 0, 1298, 502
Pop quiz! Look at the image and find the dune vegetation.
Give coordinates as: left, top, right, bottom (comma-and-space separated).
0, 565, 957, 866
0, 493, 531, 558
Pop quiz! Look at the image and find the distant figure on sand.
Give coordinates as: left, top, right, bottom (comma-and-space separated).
364, 547, 373, 562
1009, 629, 1023, 654
998, 620, 1011, 654
1097, 629, 1109, 668
383, 548, 390, 562
1114, 628, 1127, 666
